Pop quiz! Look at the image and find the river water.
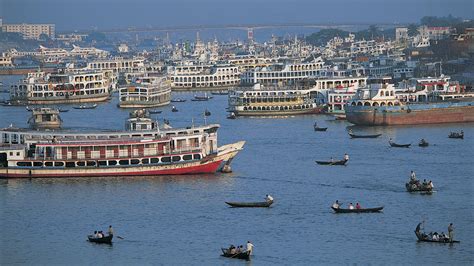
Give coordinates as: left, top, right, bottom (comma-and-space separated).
0, 80, 473, 264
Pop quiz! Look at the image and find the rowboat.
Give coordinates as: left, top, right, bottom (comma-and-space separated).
73, 104, 97, 110
405, 183, 433, 193
148, 110, 162, 114
389, 141, 411, 148
348, 132, 382, 138
314, 126, 328, 131
331, 206, 383, 213
415, 231, 459, 243
88, 234, 113, 244
418, 140, 429, 147
448, 132, 463, 139
315, 159, 348, 166
225, 201, 273, 208
171, 98, 186, 103
221, 248, 251, 260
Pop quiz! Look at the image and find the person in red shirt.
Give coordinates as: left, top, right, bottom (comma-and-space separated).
356, 202, 361, 209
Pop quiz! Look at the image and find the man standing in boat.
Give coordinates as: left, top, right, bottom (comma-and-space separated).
246, 241, 254, 255
332, 200, 341, 209
448, 223, 454, 242
108, 225, 114, 236
344, 153, 349, 162
410, 171, 416, 182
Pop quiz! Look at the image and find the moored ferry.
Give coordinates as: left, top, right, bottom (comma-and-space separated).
345, 81, 474, 126
0, 110, 245, 178
228, 84, 323, 116
10, 70, 112, 104
119, 76, 171, 108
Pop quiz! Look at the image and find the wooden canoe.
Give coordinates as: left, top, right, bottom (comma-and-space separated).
88, 234, 113, 244
331, 206, 383, 213
221, 248, 251, 260
315, 159, 348, 166
415, 231, 460, 243
226, 201, 273, 208
405, 183, 433, 193
349, 133, 382, 138
314, 127, 328, 131
389, 142, 411, 148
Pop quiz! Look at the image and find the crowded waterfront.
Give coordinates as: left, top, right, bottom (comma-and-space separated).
1, 8, 473, 265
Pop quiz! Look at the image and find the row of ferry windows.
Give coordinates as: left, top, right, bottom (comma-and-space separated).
16, 154, 201, 167
243, 105, 313, 111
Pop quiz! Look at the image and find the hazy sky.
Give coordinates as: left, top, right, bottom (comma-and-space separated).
2, 0, 473, 31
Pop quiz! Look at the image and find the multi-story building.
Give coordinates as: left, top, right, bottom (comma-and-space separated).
2, 23, 55, 40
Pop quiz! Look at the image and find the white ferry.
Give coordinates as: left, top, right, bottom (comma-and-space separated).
169, 64, 240, 90
0, 110, 245, 178
10, 70, 112, 104
228, 84, 323, 116
119, 76, 171, 108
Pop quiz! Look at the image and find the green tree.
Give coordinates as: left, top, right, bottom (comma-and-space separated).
407, 24, 418, 36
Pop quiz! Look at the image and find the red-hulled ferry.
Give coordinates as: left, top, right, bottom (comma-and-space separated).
0, 110, 245, 178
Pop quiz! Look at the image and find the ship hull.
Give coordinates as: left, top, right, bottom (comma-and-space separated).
0, 141, 245, 179
119, 100, 171, 108
345, 102, 474, 126
27, 94, 110, 105
233, 107, 324, 116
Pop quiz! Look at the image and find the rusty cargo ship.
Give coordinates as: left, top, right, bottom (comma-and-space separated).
345, 81, 474, 126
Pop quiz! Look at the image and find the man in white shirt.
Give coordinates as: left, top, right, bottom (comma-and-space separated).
344, 153, 349, 161
349, 203, 354, 210
410, 171, 416, 182
332, 200, 340, 209
246, 241, 254, 255
265, 194, 274, 202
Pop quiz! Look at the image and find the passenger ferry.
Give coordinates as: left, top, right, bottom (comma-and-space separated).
345, 81, 474, 126
168, 64, 240, 91
0, 110, 245, 178
119, 76, 171, 108
27, 107, 62, 129
228, 84, 323, 116
10, 70, 112, 104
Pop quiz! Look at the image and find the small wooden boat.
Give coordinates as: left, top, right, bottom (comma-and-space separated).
73, 104, 97, 110
448, 131, 463, 139
313, 123, 328, 131
315, 159, 348, 166
405, 183, 433, 193
204, 110, 211, 116
418, 139, 429, 147
331, 206, 383, 213
148, 109, 162, 114
221, 248, 251, 260
58, 108, 69, 112
211, 91, 228, 95
226, 200, 273, 208
26, 106, 33, 111
171, 98, 186, 103
415, 231, 459, 243
192, 94, 213, 101
348, 132, 382, 138
88, 234, 113, 244
227, 112, 236, 119
171, 106, 178, 112
389, 141, 411, 148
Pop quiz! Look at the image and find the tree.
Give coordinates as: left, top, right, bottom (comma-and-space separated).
305, 29, 349, 46
407, 24, 418, 37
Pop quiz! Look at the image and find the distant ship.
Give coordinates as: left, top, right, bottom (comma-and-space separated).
10, 70, 112, 104
345, 80, 474, 126
228, 84, 324, 116
0, 110, 245, 178
118, 76, 171, 108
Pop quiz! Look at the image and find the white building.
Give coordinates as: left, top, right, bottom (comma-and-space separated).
2, 23, 55, 40
395, 27, 409, 42
0, 53, 14, 67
